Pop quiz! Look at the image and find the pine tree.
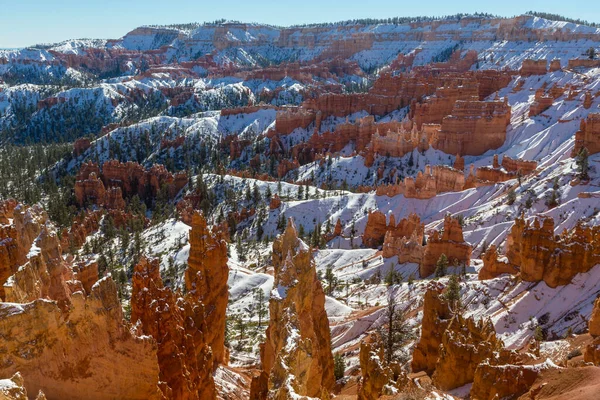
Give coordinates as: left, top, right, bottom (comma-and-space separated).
576, 147, 590, 180
377, 293, 414, 365
333, 353, 346, 381
444, 274, 462, 311
324, 266, 338, 295
435, 254, 448, 277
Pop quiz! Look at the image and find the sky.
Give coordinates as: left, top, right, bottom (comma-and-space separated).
0, 0, 598, 48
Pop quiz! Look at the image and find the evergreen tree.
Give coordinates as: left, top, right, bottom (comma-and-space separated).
576, 147, 590, 180
333, 353, 346, 381
444, 274, 462, 312
377, 293, 414, 365
435, 254, 448, 277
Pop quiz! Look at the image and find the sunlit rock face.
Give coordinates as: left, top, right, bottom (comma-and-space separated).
250, 219, 334, 400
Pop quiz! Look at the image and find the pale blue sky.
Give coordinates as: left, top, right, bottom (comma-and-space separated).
0, 0, 597, 48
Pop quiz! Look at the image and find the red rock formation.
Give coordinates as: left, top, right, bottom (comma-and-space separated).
250, 219, 334, 399
357, 339, 411, 400
160, 135, 185, 150
186, 212, 229, 365
412, 286, 452, 375
429, 98, 511, 156
584, 297, 600, 364
549, 59, 562, 72
274, 107, 316, 135
453, 154, 465, 170
74, 172, 106, 207
567, 58, 600, 69
0, 204, 47, 299
478, 245, 518, 280
376, 165, 465, 199
276, 158, 300, 178
584, 91, 593, 109
504, 215, 600, 287
363, 211, 391, 248
502, 155, 537, 174
520, 59, 547, 76
573, 113, 600, 156
75, 160, 187, 207
269, 194, 282, 210
529, 88, 554, 116
432, 316, 505, 390
413, 80, 479, 129
0, 198, 17, 224
379, 213, 425, 261
72, 260, 99, 294
131, 257, 217, 400
420, 215, 471, 278
470, 361, 546, 400
0, 276, 162, 400
370, 124, 429, 160
60, 210, 101, 251
474, 70, 514, 100
104, 186, 126, 210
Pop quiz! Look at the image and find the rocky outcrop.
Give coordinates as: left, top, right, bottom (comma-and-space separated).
74, 172, 107, 207
358, 341, 391, 400
520, 59, 547, 76
432, 316, 505, 390
429, 98, 511, 156
269, 194, 282, 209
584, 91, 593, 109
413, 80, 479, 129
250, 219, 334, 399
0, 204, 47, 300
381, 213, 425, 262
358, 340, 410, 400
478, 245, 518, 280
0, 372, 45, 400
504, 216, 600, 288
470, 362, 547, 400
465, 155, 537, 188
274, 107, 317, 135
584, 297, 600, 364
60, 210, 101, 251
131, 257, 217, 400
370, 124, 428, 161
0, 277, 162, 400
363, 211, 394, 248
420, 215, 472, 278
186, 212, 229, 365
529, 88, 553, 116
375, 165, 465, 199
75, 161, 187, 207
573, 113, 600, 156
549, 59, 562, 72
412, 286, 452, 375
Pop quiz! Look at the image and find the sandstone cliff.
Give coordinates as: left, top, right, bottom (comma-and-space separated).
0, 277, 162, 400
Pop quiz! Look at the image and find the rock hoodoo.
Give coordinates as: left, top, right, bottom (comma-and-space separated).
250, 218, 334, 399
500, 215, 600, 287
573, 113, 600, 156
131, 257, 217, 400
420, 215, 472, 278
186, 211, 229, 365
